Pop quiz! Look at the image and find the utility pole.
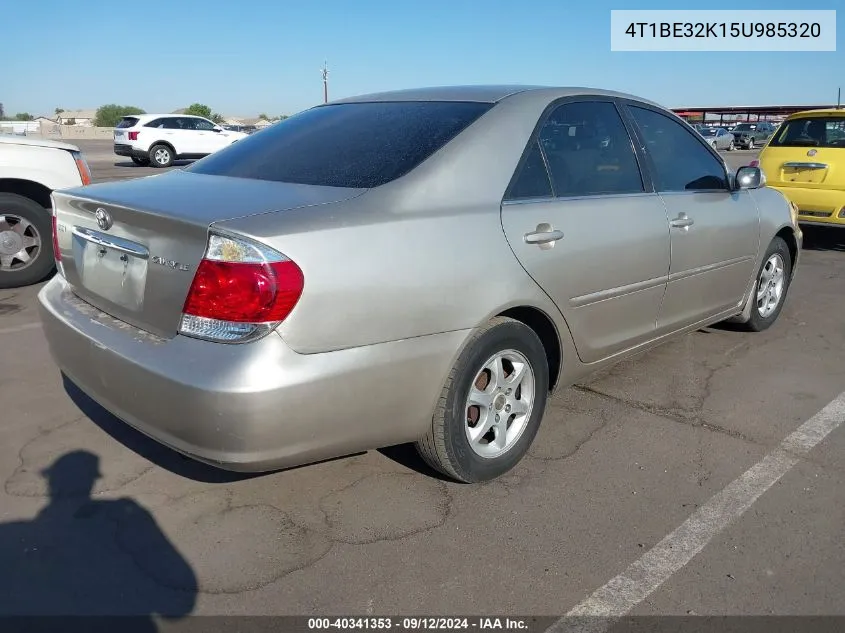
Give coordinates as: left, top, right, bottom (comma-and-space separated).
837, 87, 841, 109
322, 61, 329, 104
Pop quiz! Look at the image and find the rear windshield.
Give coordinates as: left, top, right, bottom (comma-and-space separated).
116, 117, 139, 129
186, 101, 493, 188
768, 116, 845, 148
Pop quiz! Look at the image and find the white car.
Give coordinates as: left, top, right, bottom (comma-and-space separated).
113, 114, 248, 168
0, 135, 91, 288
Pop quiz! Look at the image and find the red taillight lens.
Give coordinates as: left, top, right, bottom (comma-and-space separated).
51, 211, 61, 262
749, 160, 759, 167
128, 131, 139, 141
179, 233, 304, 343
183, 259, 304, 323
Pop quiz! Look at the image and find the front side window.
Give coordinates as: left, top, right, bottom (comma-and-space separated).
188, 101, 493, 188
194, 118, 215, 131
629, 105, 728, 192
768, 116, 845, 148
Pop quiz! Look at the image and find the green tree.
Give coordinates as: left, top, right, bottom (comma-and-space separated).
184, 103, 212, 119
276, 115, 289, 121
14, 113, 34, 121
258, 113, 269, 120
0, 103, 5, 119
211, 113, 225, 124
54, 107, 64, 116
94, 104, 146, 128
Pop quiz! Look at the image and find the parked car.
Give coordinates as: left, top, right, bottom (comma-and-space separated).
113, 114, 248, 168
39, 86, 801, 483
754, 108, 845, 229
0, 135, 91, 288
732, 122, 777, 150
698, 126, 735, 151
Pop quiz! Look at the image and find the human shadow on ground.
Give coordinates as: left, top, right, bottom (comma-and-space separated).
0, 450, 197, 632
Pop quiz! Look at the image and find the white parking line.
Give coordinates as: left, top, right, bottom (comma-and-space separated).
0, 322, 42, 336
546, 391, 845, 633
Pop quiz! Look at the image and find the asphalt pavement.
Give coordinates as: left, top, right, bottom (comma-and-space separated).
1, 141, 843, 627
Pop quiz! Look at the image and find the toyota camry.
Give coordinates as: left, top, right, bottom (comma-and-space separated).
38, 86, 802, 483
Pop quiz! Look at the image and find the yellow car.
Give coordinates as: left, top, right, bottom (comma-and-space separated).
755, 108, 845, 228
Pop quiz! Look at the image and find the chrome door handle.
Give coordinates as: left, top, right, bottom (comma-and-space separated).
524, 224, 564, 246
670, 213, 694, 229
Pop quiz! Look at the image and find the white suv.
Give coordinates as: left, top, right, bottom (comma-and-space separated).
0, 135, 92, 287
113, 114, 248, 168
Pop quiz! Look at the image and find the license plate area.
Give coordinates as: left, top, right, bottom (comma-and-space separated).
72, 227, 149, 312
781, 166, 827, 184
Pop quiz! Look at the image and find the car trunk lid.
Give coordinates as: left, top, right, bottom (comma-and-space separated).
53, 170, 364, 338
760, 146, 845, 188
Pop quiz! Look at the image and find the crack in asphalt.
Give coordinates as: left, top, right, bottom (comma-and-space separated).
4, 415, 155, 498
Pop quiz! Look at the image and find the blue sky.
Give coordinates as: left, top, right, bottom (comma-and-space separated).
2, 0, 841, 117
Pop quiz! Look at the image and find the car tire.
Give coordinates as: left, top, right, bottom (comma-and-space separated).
741, 236, 792, 332
131, 156, 150, 166
149, 144, 174, 168
0, 193, 55, 289
748, 138, 755, 150
728, 140, 735, 151
415, 316, 549, 483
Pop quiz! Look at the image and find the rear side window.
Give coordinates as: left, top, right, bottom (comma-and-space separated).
506, 140, 553, 200
116, 117, 139, 129
768, 116, 845, 148
187, 101, 493, 188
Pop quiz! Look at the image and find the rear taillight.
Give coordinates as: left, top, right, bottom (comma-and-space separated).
128, 131, 139, 141
71, 150, 91, 185
179, 232, 304, 343
749, 160, 759, 167
51, 209, 61, 262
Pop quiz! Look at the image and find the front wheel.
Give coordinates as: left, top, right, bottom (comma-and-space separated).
748, 138, 755, 150
728, 140, 735, 151
415, 317, 549, 483
742, 237, 792, 332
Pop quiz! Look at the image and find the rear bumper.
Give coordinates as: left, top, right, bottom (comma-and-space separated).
113, 143, 147, 159
37, 275, 468, 472
767, 185, 845, 227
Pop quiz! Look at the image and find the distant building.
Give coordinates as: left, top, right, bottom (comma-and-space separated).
56, 110, 96, 126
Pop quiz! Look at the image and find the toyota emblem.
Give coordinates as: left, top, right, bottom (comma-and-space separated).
95, 208, 113, 231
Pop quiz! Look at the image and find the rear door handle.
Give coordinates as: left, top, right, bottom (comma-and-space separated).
670, 213, 694, 229
524, 224, 564, 247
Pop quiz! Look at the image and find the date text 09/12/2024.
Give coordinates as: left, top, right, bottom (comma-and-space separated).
307, 617, 531, 630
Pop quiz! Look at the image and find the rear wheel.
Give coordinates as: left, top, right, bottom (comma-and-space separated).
0, 193, 55, 289
131, 156, 150, 166
742, 236, 792, 332
415, 317, 549, 483
149, 144, 174, 168
728, 140, 735, 151
748, 138, 755, 150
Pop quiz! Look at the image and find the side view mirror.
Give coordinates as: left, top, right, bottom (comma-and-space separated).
212, 126, 222, 132
734, 166, 765, 190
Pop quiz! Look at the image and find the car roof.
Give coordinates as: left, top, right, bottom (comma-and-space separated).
124, 113, 208, 119
329, 85, 666, 109
785, 108, 845, 120
0, 134, 79, 152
